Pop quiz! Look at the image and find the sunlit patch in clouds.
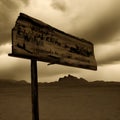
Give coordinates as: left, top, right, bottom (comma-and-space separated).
0, 43, 11, 55
38, 63, 79, 77
78, 64, 120, 81
22, 0, 72, 32
0, 54, 30, 80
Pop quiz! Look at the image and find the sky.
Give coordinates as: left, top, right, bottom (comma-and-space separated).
0, 0, 120, 82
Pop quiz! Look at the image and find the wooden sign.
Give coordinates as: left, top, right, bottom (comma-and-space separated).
10, 13, 97, 70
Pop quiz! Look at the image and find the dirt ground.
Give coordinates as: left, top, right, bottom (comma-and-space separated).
0, 86, 120, 120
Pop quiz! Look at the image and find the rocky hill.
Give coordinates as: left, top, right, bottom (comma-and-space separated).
57, 74, 88, 87
0, 75, 120, 87
39, 75, 120, 87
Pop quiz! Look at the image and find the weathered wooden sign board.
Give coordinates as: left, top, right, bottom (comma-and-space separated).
9, 13, 97, 120
10, 13, 97, 70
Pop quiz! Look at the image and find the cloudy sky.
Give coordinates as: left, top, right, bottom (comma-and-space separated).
0, 0, 120, 82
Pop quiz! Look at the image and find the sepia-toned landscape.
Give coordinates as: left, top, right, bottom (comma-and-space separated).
0, 1, 120, 120
0, 75, 120, 120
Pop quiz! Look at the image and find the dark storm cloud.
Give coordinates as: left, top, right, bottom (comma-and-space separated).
21, 0, 29, 5
51, 0, 67, 12
98, 55, 120, 66
84, 14, 120, 44
0, 0, 29, 45
69, 1, 120, 45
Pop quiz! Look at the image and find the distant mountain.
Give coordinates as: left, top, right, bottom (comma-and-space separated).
59, 74, 88, 83
39, 75, 120, 87
57, 74, 88, 87
0, 79, 29, 87
91, 80, 120, 87
0, 75, 120, 87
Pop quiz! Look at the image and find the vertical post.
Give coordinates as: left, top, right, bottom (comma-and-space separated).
31, 59, 39, 120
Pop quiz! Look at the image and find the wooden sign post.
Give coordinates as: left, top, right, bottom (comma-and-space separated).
31, 59, 39, 120
9, 13, 97, 120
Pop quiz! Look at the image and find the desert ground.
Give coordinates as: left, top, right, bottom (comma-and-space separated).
0, 85, 120, 120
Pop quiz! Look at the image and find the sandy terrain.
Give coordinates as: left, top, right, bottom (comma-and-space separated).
0, 85, 120, 120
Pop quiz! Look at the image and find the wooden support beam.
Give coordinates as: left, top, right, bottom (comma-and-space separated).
31, 59, 39, 120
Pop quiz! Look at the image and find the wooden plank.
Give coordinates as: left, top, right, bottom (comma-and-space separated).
31, 59, 39, 120
11, 13, 97, 70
